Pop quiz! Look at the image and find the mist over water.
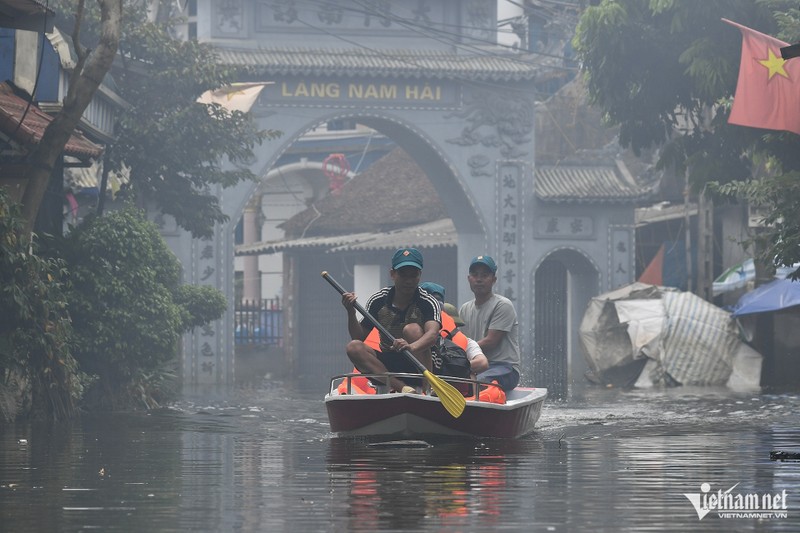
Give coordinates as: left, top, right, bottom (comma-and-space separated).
2, 384, 799, 532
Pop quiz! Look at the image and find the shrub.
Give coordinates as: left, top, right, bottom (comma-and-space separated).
59, 206, 225, 409
0, 188, 78, 420
175, 284, 228, 331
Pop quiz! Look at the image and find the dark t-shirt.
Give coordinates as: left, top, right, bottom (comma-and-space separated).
360, 286, 441, 351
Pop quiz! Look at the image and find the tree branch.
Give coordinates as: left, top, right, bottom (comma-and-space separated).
20, 0, 122, 236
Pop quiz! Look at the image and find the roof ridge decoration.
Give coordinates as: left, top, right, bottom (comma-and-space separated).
214, 46, 544, 81
445, 86, 534, 159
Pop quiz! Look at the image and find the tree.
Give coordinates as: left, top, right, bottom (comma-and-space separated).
20, 0, 122, 236
58, 207, 227, 409
112, 22, 278, 238
52, 0, 280, 239
573, 0, 800, 278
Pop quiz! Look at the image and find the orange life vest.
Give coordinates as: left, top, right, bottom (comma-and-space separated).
336, 368, 376, 395
364, 311, 467, 351
478, 380, 506, 404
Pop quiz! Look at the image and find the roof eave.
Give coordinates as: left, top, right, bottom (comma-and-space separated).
0, 0, 54, 32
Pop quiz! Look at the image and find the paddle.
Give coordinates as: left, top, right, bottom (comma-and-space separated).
321, 271, 466, 418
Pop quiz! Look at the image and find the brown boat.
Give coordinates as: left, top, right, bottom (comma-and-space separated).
325, 372, 547, 439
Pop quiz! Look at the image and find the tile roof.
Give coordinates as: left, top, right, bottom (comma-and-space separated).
535, 159, 656, 203
330, 217, 455, 252
0, 82, 103, 160
236, 218, 455, 256
279, 146, 445, 237
216, 47, 543, 81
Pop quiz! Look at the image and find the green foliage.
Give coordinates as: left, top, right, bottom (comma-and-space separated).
109, 22, 279, 238
58, 207, 225, 408
50, 0, 280, 239
575, 0, 800, 277
0, 188, 78, 420
573, 0, 767, 155
61, 207, 182, 381
175, 284, 228, 331
712, 171, 800, 279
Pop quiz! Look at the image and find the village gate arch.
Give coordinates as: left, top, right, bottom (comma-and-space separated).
156, 0, 551, 388
173, 76, 539, 389
531, 247, 601, 398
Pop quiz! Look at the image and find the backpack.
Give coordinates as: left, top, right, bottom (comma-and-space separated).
431, 330, 471, 380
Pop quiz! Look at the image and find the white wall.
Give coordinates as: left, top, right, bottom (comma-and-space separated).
497, 0, 524, 48
14, 31, 39, 94
354, 264, 381, 321
258, 176, 313, 300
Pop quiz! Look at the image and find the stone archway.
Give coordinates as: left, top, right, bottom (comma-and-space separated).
173, 77, 537, 389
532, 247, 601, 398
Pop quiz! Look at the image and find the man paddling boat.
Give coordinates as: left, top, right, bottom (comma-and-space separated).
340, 248, 441, 393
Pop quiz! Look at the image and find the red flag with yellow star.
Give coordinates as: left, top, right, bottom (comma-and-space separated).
724, 19, 800, 135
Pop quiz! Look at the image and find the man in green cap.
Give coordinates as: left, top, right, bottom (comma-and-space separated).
460, 255, 521, 392
420, 281, 489, 376
340, 247, 441, 392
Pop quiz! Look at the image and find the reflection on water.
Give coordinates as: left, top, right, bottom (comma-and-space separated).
1, 386, 799, 531
327, 437, 539, 532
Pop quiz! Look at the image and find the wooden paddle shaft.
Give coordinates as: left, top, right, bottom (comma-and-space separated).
321, 271, 426, 374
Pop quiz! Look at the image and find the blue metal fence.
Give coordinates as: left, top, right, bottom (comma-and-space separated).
235, 298, 282, 346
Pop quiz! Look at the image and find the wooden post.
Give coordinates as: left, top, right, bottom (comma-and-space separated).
696, 189, 713, 300
684, 168, 693, 293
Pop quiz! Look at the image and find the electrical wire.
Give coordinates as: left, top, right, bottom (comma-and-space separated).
307, 0, 579, 65
350, 129, 373, 175
285, 9, 573, 99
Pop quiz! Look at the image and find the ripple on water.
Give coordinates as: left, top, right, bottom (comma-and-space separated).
1, 385, 799, 531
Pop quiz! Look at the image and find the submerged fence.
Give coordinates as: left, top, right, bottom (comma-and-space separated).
234, 298, 282, 346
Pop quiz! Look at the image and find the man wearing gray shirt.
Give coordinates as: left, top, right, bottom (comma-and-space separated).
459, 255, 521, 391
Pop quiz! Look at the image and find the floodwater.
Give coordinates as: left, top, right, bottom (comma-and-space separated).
1, 384, 799, 532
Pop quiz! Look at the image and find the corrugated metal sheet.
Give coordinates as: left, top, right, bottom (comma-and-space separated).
216, 47, 542, 81
64, 161, 129, 190
635, 202, 698, 227
235, 230, 377, 256
535, 160, 655, 203
332, 218, 455, 252
236, 218, 455, 256
660, 291, 739, 386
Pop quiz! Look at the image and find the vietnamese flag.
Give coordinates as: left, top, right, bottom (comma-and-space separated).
724, 19, 800, 136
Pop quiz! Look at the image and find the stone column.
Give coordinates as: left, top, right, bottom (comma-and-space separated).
242, 203, 260, 303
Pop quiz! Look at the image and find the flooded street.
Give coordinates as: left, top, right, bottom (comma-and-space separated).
2, 385, 799, 532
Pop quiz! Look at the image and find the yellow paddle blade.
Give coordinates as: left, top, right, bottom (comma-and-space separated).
423, 370, 466, 418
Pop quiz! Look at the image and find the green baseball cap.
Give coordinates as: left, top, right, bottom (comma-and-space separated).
420, 282, 445, 301
392, 248, 423, 270
469, 255, 497, 273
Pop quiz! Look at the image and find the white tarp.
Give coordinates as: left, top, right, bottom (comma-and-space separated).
713, 258, 799, 296
579, 282, 762, 389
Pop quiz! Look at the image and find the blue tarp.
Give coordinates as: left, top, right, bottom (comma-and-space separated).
731, 279, 800, 317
